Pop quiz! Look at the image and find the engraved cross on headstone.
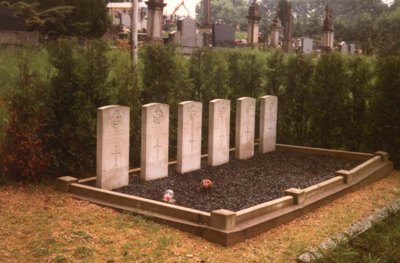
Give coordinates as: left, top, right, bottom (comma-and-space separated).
189, 106, 196, 153
245, 104, 252, 142
219, 131, 225, 148
268, 101, 275, 130
112, 145, 121, 168
189, 134, 195, 153
154, 139, 162, 160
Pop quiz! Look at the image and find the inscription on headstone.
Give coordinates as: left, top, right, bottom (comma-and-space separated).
235, 97, 256, 160
259, 96, 278, 153
177, 101, 202, 173
96, 105, 130, 190
208, 99, 231, 166
141, 103, 169, 181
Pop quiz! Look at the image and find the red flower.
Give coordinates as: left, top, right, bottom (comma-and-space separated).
201, 179, 213, 189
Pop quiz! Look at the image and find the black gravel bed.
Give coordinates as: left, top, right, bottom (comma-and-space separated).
114, 150, 362, 212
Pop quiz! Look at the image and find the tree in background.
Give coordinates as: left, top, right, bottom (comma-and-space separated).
0, 0, 109, 39
195, 0, 247, 30
375, 4, 400, 55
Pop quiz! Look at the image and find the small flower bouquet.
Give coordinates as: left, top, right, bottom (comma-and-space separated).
200, 179, 213, 189
162, 189, 176, 204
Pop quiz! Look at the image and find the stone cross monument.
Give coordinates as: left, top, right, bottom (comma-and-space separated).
321, 4, 334, 52
145, 0, 166, 43
269, 12, 281, 48
247, 0, 261, 45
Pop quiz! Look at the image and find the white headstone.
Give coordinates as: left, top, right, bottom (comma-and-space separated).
341, 41, 349, 54
208, 99, 231, 166
301, 37, 313, 54
177, 101, 203, 174
235, 97, 256, 160
259, 96, 278, 153
141, 103, 169, 181
96, 105, 130, 190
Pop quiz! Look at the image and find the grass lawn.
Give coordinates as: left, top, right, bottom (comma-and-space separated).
0, 171, 399, 263
314, 205, 400, 262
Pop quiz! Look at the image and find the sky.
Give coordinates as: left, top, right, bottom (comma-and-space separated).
163, 0, 201, 18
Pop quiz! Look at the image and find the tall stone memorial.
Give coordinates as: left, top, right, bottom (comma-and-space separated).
259, 96, 278, 153
247, 0, 261, 45
208, 99, 231, 166
141, 103, 169, 181
321, 4, 334, 52
235, 97, 256, 160
269, 13, 281, 48
96, 105, 130, 190
145, 0, 166, 43
177, 101, 202, 173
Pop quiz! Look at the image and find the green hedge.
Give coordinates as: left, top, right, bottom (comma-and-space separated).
1, 42, 399, 181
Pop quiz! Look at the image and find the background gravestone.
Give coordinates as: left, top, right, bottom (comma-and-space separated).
170, 17, 202, 53
177, 101, 202, 173
141, 103, 169, 181
340, 41, 349, 54
259, 96, 278, 153
208, 99, 231, 166
301, 37, 313, 54
235, 97, 256, 160
177, 17, 198, 54
212, 24, 235, 47
96, 105, 130, 190
349, 44, 355, 54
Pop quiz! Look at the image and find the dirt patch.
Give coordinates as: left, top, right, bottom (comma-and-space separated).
115, 150, 361, 212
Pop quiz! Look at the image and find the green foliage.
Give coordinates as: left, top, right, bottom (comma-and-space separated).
278, 54, 315, 145
371, 56, 400, 167
140, 45, 193, 105
195, 0, 247, 29
45, 39, 111, 176
227, 49, 264, 99
1, 59, 51, 182
0, 47, 54, 182
140, 45, 194, 159
264, 49, 285, 96
376, 5, 400, 55
315, 209, 400, 262
1, 0, 109, 39
343, 56, 374, 151
1, 44, 400, 181
308, 53, 348, 148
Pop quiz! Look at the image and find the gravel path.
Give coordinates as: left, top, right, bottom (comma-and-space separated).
115, 150, 361, 212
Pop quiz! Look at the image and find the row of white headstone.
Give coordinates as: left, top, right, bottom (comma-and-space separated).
96, 96, 278, 190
